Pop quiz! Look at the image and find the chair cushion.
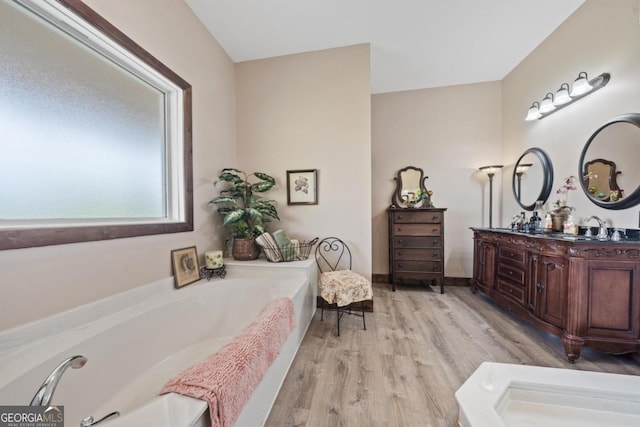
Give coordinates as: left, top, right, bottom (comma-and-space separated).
318, 270, 373, 307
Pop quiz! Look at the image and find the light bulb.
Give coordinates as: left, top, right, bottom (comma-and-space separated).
525, 102, 541, 121
554, 83, 572, 105
539, 93, 556, 114
570, 72, 593, 96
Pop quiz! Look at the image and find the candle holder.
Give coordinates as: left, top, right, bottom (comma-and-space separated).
199, 265, 226, 280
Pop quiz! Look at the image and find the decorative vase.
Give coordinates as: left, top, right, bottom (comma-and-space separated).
550, 213, 566, 232
232, 238, 260, 260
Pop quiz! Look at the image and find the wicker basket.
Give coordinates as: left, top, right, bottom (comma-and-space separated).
263, 237, 318, 263
232, 238, 260, 261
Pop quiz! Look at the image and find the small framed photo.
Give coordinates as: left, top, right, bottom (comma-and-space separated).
287, 169, 318, 205
170, 246, 200, 288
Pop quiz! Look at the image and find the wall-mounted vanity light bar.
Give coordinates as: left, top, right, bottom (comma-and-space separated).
525, 72, 610, 121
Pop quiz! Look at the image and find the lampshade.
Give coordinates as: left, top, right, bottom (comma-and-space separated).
570, 71, 593, 96
479, 165, 503, 177
525, 102, 541, 121
515, 163, 532, 175
553, 83, 572, 106
539, 93, 556, 113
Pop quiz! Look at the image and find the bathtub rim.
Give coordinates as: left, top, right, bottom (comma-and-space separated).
0, 275, 304, 394
455, 362, 640, 427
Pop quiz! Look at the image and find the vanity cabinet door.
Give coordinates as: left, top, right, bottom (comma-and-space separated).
531, 254, 567, 329
584, 260, 639, 341
474, 241, 496, 293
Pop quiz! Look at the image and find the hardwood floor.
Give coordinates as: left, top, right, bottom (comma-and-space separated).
265, 283, 640, 427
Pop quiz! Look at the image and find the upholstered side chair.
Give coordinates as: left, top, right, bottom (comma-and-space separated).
315, 237, 372, 336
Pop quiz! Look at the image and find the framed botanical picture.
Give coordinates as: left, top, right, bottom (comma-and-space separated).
287, 169, 318, 205
170, 246, 200, 288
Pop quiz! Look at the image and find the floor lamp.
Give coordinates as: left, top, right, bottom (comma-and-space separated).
514, 163, 532, 200
479, 165, 503, 228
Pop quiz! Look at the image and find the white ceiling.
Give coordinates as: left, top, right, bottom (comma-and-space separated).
185, 0, 585, 94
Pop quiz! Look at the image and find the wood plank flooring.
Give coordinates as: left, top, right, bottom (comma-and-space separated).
265, 283, 640, 427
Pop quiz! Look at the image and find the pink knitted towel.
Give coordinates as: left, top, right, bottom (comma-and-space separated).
160, 297, 296, 427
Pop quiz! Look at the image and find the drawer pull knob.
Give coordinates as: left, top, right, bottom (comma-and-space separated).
433, 251, 439, 256
433, 239, 438, 245
398, 215, 403, 219
509, 271, 513, 276
509, 289, 513, 293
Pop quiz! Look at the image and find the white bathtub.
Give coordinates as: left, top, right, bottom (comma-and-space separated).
456, 362, 640, 427
0, 258, 317, 426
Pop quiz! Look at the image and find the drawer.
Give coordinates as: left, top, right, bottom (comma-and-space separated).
394, 211, 443, 224
393, 224, 441, 236
497, 262, 526, 285
394, 236, 442, 248
394, 248, 442, 261
496, 278, 525, 305
394, 260, 442, 272
498, 246, 526, 266
394, 271, 442, 284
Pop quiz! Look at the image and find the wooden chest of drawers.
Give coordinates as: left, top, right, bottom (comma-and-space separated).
388, 207, 447, 293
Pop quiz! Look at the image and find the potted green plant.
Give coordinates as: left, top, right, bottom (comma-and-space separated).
210, 168, 279, 260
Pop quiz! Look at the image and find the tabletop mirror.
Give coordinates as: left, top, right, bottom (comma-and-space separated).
512, 147, 554, 211
579, 113, 640, 210
391, 166, 430, 208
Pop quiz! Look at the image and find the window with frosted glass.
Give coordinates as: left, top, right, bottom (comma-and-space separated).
0, 1, 165, 220
0, 0, 193, 249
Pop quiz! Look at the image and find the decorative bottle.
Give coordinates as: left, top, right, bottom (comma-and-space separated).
543, 213, 553, 232
529, 211, 541, 232
563, 214, 578, 235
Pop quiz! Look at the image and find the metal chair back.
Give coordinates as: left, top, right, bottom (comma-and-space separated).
315, 237, 352, 273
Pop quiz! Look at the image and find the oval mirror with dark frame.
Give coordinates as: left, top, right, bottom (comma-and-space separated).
579, 113, 640, 210
391, 166, 430, 208
512, 147, 554, 211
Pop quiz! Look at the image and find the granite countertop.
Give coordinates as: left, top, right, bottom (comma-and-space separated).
471, 226, 640, 243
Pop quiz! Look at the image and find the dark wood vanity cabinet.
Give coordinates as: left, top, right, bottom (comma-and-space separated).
388, 207, 447, 293
471, 228, 640, 362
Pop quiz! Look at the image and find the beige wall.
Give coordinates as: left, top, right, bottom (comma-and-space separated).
502, 0, 640, 228
235, 45, 372, 277
0, 0, 236, 331
372, 82, 503, 278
